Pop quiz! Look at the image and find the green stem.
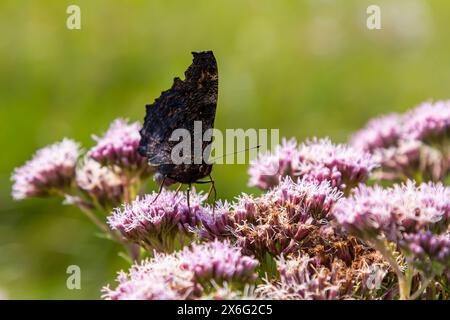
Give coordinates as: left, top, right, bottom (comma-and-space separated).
414, 171, 423, 185
77, 205, 121, 243
398, 267, 413, 300
372, 239, 410, 300
56, 189, 139, 261
80, 205, 140, 261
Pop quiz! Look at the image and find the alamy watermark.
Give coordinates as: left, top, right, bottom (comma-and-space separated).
66, 265, 81, 290
367, 5, 382, 30
66, 5, 81, 30
168, 121, 279, 166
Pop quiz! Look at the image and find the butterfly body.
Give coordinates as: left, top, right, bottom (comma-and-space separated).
139, 51, 218, 186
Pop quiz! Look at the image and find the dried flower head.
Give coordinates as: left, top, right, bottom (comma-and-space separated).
11, 138, 80, 200
256, 255, 352, 300
88, 118, 151, 176
107, 189, 204, 252
350, 113, 403, 152
199, 177, 342, 258
76, 158, 123, 209
266, 176, 342, 220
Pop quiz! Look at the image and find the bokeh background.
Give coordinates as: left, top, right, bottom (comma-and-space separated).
1, 0, 450, 299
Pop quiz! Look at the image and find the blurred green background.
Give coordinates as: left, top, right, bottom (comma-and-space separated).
1, 0, 450, 299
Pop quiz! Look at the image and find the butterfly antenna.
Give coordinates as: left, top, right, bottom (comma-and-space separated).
208, 145, 261, 163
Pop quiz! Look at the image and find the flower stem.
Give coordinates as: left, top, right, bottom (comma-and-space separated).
371, 239, 411, 300
77, 205, 120, 242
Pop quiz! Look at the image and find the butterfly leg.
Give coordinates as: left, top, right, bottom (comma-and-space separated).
151, 176, 167, 204
206, 174, 216, 204
194, 175, 216, 214
206, 175, 216, 214
186, 183, 191, 215
194, 176, 216, 203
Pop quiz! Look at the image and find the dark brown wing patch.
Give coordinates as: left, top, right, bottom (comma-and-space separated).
139, 51, 218, 184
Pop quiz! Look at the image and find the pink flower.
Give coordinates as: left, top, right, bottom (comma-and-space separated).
11, 138, 80, 199
296, 138, 378, 191
88, 118, 151, 176
350, 113, 403, 152
76, 158, 124, 209
248, 138, 299, 189
102, 252, 197, 300
402, 100, 450, 142
102, 240, 258, 300
180, 240, 259, 283
107, 189, 204, 251
248, 137, 377, 192
266, 176, 342, 220
333, 181, 450, 241
197, 201, 235, 240
400, 231, 450, 276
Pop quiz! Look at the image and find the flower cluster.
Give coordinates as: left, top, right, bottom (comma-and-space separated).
102, 252, 197, 300
11, 138, 81, 200
333, 181, 450, 298
265, 176, 341, 220
248, 138, 298, 190
351, 100, 450, 182
200, 282, 257, 300
13, 100, 450, 300
350, 114, 402, 152
11, 118, 156, 257
400, 231, 450, 276
76, 158, 124, 209
102, 240, 259, 300
88, 118, 152, 177
107, 189, 204, 252
403, 101, 450, 142
199, 177, 342, 259
296, 138, 377, 191
256, 255, 352, 300
180, 240, 259, 284
197, 201, 237, 240
333, 181, 450, 241
249, 137, 377, 192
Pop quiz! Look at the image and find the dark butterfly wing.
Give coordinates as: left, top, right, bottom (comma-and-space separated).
139, 51, 218, 181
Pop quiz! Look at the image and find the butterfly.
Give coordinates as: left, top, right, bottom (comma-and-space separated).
138, 51, 218, 205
